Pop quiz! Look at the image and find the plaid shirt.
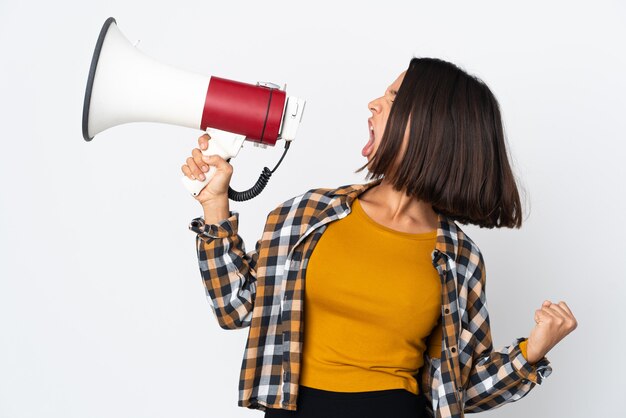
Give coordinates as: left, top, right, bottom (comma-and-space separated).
188, 178, 553, 417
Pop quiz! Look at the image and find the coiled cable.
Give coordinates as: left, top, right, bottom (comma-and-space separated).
227, 140, 291, 201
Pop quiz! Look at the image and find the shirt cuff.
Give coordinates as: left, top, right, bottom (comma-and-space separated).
188, 210, 240, 240
510, 337, 553, 385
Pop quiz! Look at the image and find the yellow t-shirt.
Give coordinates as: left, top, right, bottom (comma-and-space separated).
299, 197, 441, 395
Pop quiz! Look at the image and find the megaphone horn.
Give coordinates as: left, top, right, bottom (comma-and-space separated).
82, 17, 306, 201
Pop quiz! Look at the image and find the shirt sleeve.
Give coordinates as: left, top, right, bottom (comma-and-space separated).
462, 250, 553, 413
188, 210, 261, 330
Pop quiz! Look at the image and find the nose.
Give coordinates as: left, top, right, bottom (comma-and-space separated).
368, 97, 380, 115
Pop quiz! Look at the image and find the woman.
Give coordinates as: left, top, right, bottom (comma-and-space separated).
183, 57, 578, 418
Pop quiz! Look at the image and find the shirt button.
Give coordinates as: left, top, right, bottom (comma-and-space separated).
451, 347, 456, 353
444, 308, 450, 314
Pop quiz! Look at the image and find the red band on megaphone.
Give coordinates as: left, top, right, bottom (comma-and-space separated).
201, 76, 286, 146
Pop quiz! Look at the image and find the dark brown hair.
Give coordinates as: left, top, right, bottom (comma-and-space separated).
355, 56, 526, 229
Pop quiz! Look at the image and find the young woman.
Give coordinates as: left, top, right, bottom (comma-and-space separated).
183, 57, 577, 418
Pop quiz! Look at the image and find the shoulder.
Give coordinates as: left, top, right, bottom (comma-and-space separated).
261, 183, 357, 232
271, 183, 352, 214
254, 184, 345, 238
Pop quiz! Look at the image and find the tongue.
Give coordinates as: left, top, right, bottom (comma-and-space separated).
362, 137, 375, 157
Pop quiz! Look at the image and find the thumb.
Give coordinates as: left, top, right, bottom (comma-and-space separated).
202, 154, 226, 167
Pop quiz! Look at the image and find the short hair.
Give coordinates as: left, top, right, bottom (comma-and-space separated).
355, 56, 526, 229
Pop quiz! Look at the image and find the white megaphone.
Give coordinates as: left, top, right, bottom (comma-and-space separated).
82, 17, 306, 201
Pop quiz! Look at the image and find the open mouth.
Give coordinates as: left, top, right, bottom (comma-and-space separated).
362, 121, 375, 157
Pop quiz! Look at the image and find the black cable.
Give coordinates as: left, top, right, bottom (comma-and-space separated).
227, 140, 291, 201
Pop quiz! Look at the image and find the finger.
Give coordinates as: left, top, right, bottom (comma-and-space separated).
546, 303, 569, 319
535, 308, 557, 323
556, 301, 574, 316
201, 153, 219, 167
552, 302, 578, 330
534, 300, 552, 322
534, 309, 545, 323
540, 306, 562, 324
186, 156, 206, 181
192, 148, 209, 173
198, 133, 210, 150
181, 164, 195, 180
203, 154, 233, 174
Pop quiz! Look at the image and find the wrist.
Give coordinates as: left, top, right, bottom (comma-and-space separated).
523, 339, 544, 365
201, 197, 230, 225
201, 197, 228, 209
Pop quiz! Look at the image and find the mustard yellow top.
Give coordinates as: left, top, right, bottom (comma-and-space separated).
299, 197, 442, 395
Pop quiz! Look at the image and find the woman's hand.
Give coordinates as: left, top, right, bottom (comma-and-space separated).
181, 133, 233, 206
526, 300, 578, 364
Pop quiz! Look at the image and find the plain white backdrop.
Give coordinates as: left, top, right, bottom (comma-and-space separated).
1, 1, 624, 417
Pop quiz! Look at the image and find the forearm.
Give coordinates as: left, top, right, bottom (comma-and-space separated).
463, 337, 552, 412
202, 197, 230, 224
196, 230, 257, 330
189, 207, 260, 330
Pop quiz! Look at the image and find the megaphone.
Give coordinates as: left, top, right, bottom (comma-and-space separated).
82, 17, 306, 201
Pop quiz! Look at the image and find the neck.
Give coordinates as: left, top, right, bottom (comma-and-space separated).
360, 177, 438, 228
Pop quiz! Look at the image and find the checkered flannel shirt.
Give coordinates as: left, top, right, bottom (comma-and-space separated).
188, 178, 553, 417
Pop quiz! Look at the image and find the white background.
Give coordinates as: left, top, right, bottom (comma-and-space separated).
1, 1, 624, 417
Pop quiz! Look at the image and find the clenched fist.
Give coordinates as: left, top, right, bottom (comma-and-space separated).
526, 300, 578, 364
181, 133, 233, 206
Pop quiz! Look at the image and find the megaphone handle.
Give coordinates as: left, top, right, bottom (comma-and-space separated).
181, 130, 245, 197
